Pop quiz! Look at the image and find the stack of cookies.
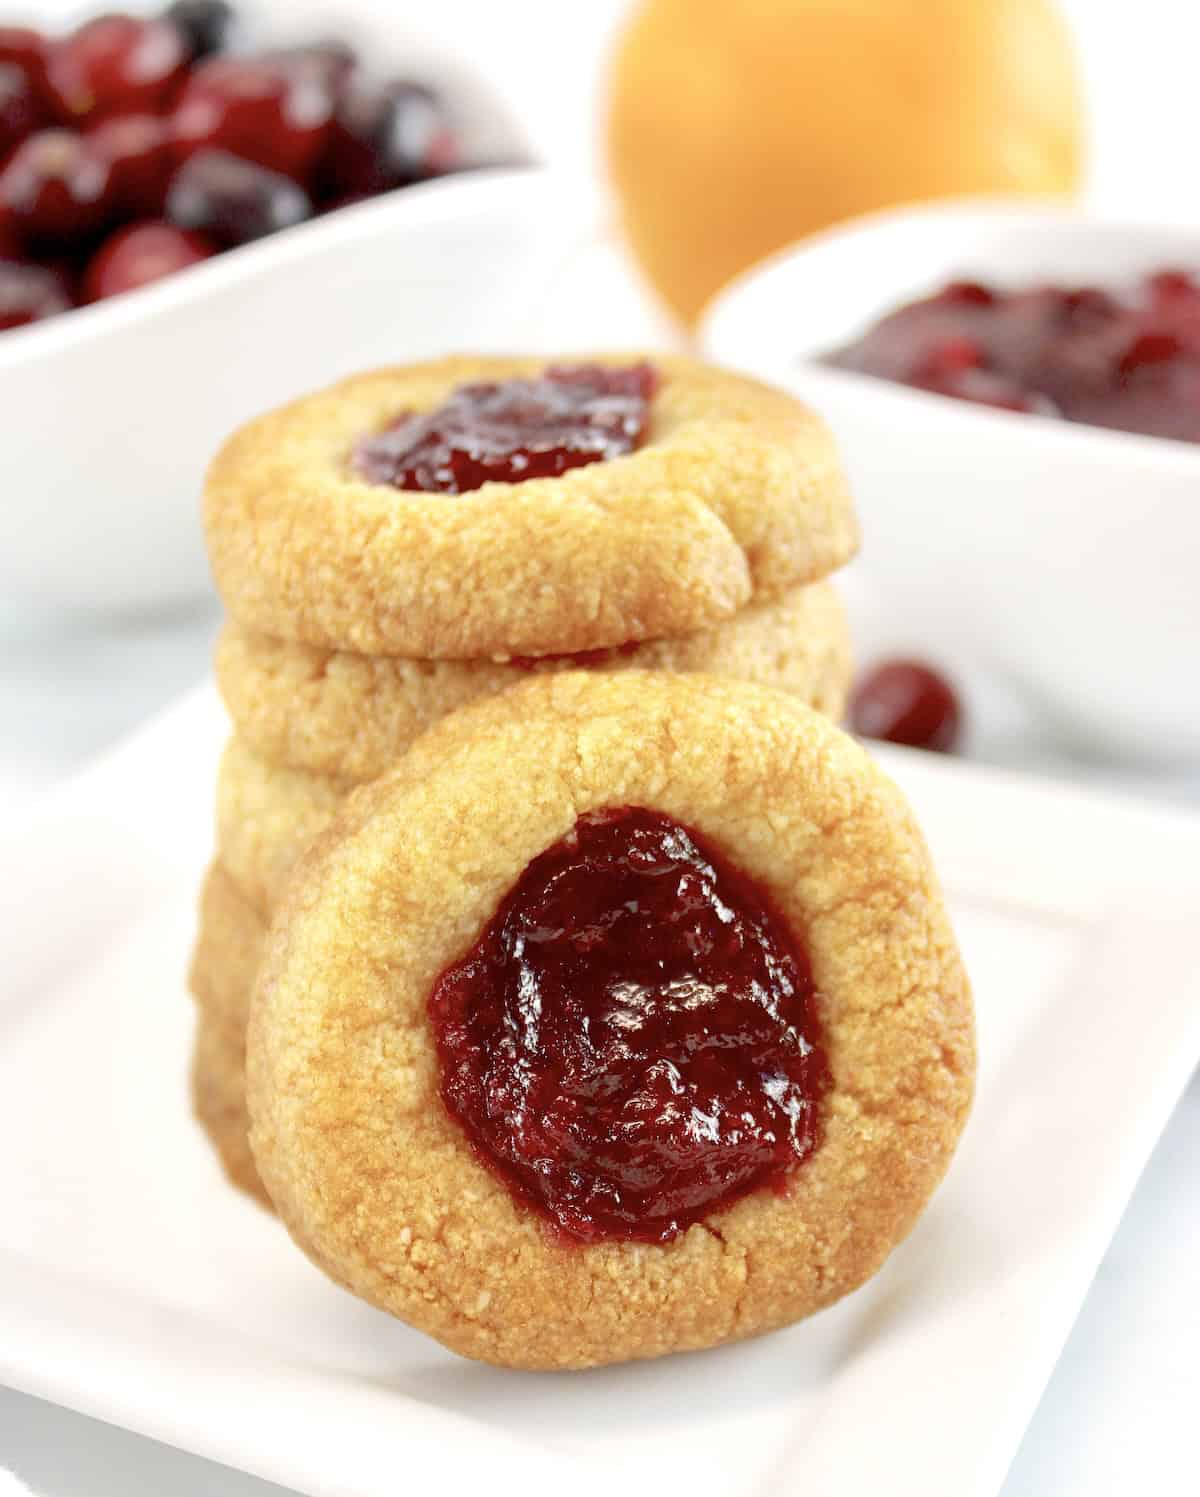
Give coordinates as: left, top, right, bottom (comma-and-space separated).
189, 353, 862, 1208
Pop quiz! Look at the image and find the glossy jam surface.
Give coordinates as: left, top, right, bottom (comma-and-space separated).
825, 270, 1200, 443
429, 806, 829, 1243
355, 362, 659, 494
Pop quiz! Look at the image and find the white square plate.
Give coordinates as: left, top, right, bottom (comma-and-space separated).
3, 687, 1198, 1497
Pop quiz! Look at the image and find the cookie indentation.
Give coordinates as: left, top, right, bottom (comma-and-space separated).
354, 362, 658, 493
429, 804, 829, 1243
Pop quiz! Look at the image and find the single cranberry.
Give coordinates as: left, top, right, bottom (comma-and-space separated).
0, 61, 45, 159
165, 148, 311, 243
316, 78, 457, 200
1118, 330, 1184, 377
850, 660, 963, 753
172, 56, 333, 181
86, 113, 173, 215
161, 1, 240, 62
356, 362, 658, 493
430, 805, 829, 1243
0, 129, 112, 244
45, 15, 188, 125
0, 257, 72, 329
82, 219, 215, 300
939, 279, 996, 307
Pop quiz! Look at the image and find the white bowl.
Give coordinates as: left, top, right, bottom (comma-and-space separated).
0, 0, 599, 616
700, 200, 1200, 765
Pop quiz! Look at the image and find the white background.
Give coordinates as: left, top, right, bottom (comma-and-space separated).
2, 0, 1199, 1493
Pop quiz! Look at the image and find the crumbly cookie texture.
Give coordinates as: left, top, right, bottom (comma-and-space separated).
189, 866, 271, 1207
216, 580, 851, 781
189, 860, 267, 1030
204, 354, 858, 658
215, 739, 352, 915
247, 671, 974, 1371
192, 1008, 272, 1211
215, 584, 852, 913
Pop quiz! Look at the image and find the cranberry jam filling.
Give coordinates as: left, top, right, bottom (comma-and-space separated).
824, 269, 1200, 443
354, 361, 659, 493
428, 806, 829, 1244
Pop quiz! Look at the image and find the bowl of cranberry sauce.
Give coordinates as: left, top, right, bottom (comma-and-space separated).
824, 269, 1200, 445
0, 5, 605, 617
701, 202, 1200, 763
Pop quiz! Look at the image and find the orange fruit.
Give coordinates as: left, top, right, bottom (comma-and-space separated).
607, 0, 1085, 325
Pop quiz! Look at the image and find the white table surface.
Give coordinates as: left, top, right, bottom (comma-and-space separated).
3, 0, 1199, 1491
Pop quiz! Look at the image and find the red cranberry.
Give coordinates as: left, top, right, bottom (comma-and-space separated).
317, 78, 457, 200
850, 660, 963, 753
0, 129, 111, 245
1119, 330, 1184, 377
45, 15, 188, 125
172, 56, 333, 181
0, 257, 72, 329
86, 113, 172, 215
165, 148, 311, 243
162, 1, 240, 62
0, 61, 45, 159
82, 219, 216, 300
430, 806, 828, 1243
356, 363, 658, 492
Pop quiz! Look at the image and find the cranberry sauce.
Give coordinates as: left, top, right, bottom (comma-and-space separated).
354, 362, 659, 493
824, 269, 1200, 443
428, 806, 829, 1244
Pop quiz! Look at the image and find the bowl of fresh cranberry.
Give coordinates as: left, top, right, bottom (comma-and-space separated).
701, 201, 1200, 764
0, 2, 601, 614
